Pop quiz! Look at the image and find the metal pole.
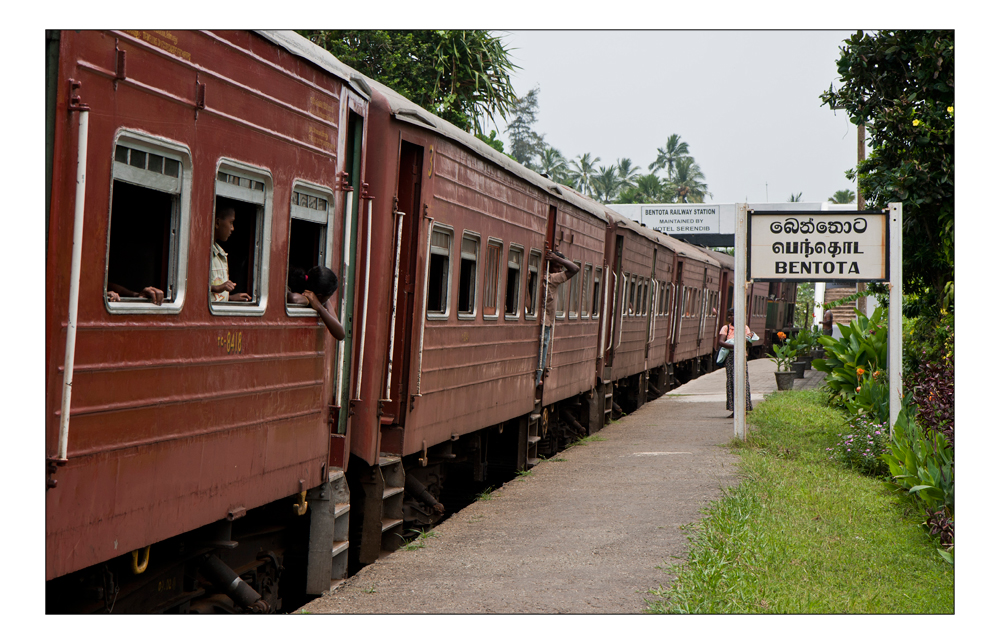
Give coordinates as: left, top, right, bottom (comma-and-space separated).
888, 202, 903, 427
734, 203, 748, 441
58, 108, 90, 461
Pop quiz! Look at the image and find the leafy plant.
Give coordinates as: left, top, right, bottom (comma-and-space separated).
769, 332, 796, 371
812, 307, 887, 408
880, 410, 954, 513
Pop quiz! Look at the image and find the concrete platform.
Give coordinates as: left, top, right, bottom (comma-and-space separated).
301, 358, 825, 614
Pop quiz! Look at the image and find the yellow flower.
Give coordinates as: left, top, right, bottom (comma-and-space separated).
912, 119, 921, 126
947, 106, 954, 114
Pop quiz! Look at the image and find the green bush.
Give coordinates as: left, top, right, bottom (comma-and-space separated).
812, 307, 887, 412
881, 407, 954, 519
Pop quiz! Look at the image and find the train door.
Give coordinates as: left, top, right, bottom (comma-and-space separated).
607, 234, 624, 368
382, 140, 424, 429
671, 260, 684, 360
335, 111, 364, 438
644, 249, 657, 360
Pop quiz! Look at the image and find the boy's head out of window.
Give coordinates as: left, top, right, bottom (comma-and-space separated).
215, 206, 236, 243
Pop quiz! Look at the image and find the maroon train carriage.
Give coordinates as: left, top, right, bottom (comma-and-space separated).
340, 75, 617, 571
45, 29, 371, 613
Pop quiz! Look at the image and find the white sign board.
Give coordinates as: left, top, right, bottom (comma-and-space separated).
748, 211, 888, 282
641, 204, 720, 235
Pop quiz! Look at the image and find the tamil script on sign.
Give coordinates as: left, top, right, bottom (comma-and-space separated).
749, 212, 887, 282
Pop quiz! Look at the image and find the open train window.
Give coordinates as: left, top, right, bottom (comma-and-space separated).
568, 261, 581, 319
458, 233, 480, 319
592, 267, 602, 321
426, 225, 452, 318
504, 245, 522, 319
105, 134, 191, 314
483, 239, 502, 319
525, 249, 541, 319
286, 182, 334, 317
210, 162, 272, 317
581, 264, 592, 318
628, 274, 637, 316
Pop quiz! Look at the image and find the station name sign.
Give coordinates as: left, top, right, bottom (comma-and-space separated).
641, 204, 720, 235
748, 211, 888, 282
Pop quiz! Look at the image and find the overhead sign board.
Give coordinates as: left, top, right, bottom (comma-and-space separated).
641, 204, 720, 235
748, 211, 888, 282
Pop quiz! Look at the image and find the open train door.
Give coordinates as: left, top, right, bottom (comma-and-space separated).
379, 140, 424, 442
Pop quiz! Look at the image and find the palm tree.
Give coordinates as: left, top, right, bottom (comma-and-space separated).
567, 152, 601, 198
829, 189, 856, 204
535, 146, 568, 183
616, 158, 642, 191
648, 134, 690, 176
635, 174, 663, 203
592, 165, 621, 203
788, 192, 803, 202
667, 158, 710, 203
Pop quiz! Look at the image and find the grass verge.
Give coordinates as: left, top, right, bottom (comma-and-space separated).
646, 389, 954, 614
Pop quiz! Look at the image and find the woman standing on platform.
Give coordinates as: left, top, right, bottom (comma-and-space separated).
718, 308, 754, 418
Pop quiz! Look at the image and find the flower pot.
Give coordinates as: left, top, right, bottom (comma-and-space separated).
791, 361, 807, 378
811, 348, 825, 361
774, 370, 795, 391
800, 356, 812, 370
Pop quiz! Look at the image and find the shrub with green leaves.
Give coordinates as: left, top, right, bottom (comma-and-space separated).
813, 307, 887, 413
881, 408, 953, 519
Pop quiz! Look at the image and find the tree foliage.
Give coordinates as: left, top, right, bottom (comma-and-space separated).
820, 30, 954, 310
297, 30, 519, 134
829, 189, 856, 204
505, 86, 547, 166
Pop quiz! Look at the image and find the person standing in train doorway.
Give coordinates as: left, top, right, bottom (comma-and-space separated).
210, 203, 252, 302
718, 308, 754, 418
536, 250, 580, 387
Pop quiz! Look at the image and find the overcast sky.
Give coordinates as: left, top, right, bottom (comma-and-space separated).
493, 30, 860, 205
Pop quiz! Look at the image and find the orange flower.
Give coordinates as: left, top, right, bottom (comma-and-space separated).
777, 332, 786, 340
856, 367, 865, 376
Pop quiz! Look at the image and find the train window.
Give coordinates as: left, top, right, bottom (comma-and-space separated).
105, 135, 192, 314
658, 282, 666, 316
525, 249, 541, 319
641, 278, 649, 316
483, 239, 502, 318
458, 233, 480, 318
426, 225, 452, 318
627, 274, 636, 316
581, 264, 592, 318
504, 245, 522, 319
286, 182, 334, 317
210, 162, 273, 317
568, 261, 581, 319
592, 267, 603, 320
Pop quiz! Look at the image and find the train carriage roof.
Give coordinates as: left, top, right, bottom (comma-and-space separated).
255, 30, 373, 101
601, 207, 721, 268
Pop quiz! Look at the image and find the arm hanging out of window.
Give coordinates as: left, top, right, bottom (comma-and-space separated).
107, 281, 164, 305
302, 290, 346, 341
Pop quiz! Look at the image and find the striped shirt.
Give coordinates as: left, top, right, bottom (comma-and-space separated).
210, 242, 229, 302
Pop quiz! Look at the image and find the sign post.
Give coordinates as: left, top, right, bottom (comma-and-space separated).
888, 203, 903, 427
734, 203, 748, 440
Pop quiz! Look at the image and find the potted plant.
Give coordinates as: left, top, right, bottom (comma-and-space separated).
769, 331, 797, 390
789, 328, 812, 378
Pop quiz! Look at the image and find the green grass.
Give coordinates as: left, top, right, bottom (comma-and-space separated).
647, 389, 954, 614
399, 529, 438, 551
568, 434, 607, 448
